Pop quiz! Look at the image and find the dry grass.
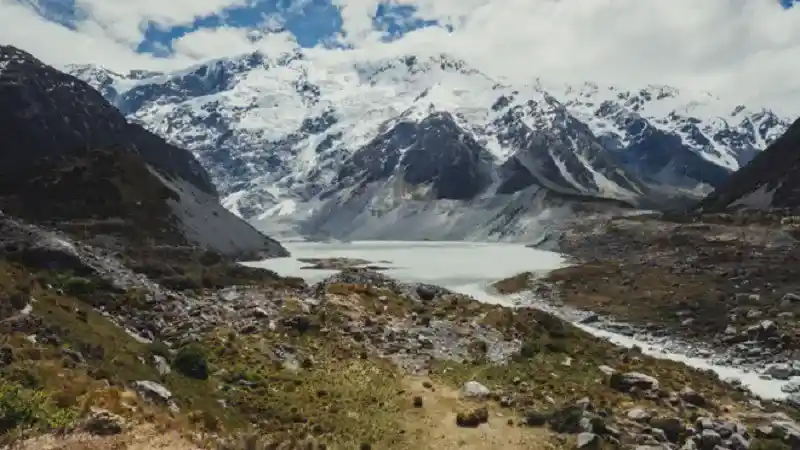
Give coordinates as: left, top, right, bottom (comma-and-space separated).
7, 425, 202, 450
490, 272, 533, 295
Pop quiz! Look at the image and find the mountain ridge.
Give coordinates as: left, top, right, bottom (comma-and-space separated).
66, 49, 792, 240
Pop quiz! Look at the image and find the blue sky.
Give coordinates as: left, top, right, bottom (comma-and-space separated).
22, 0, 443, 57
18, 0, 796, 61
4, 0, 800, 114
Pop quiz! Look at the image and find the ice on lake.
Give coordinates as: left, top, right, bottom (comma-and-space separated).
244, 240, 567, 304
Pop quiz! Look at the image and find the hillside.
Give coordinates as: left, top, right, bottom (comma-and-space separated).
0, 45, 287, 259
695, 117, 800, 212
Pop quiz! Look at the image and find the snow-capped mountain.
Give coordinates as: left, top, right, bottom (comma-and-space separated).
67, 50, 791, 240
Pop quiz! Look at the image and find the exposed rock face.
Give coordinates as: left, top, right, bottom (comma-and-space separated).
696, 117, 800, 211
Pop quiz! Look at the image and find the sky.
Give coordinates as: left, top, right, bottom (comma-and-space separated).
1, 0, 799, 114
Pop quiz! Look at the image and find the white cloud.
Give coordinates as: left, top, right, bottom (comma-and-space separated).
1, 0, 799, 114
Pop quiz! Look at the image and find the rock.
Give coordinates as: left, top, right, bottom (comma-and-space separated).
456, 407, 489, 428
679, 387, 707, 407
82, 408, 125, 435
610, 372, 660, 392
412, 396, 423, 408
598, 365, 616, 375
153, 355, 171, 376
758, 320, 778, 335
647, 428, 668, 442
460, 381, 490, 399
781, 381, 800, 394
416, 285, 438, 301
765, 363, 794, 380
576, 432, 600, 449
549, 405, 587, 434
699, 429, 721, 449
782, 292, 800, 303
132, 380, 177, 412
650, 416, 685, 443
696, 417, 715, 431
627, 408, 652, 422
728, 433, 749, 450
746, 309, 762, 319
787, 393, 800, 409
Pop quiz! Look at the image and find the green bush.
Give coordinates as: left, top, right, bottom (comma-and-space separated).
62, 276, 94, 297
173, 343, 210, 380
0, 381, 76, 434
0, 382, 38, 433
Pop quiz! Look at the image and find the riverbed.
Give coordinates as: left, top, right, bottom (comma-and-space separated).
245, 240, 797, 401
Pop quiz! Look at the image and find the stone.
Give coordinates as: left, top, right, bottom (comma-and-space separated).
460, 381, 490, 399
728, 433, 749, 450
576, 432, 600, 449
153, 355, 171, 376
650, 416, 685, 443
627, 408, 652, 422
456, 407, 489, 428
82, 408, 125, 435
765, 363, 794, 380
132, 380, 178, 412
699, 429, 721, 449
679, 387, 707, 407
610, 372, 660, 392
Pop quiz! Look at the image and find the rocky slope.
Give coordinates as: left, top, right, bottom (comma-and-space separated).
696, 117, 800, 212
503, 209, 800, 404
2, 213, 799, 450
67, 51, 791, 240
0, 45, 287, 258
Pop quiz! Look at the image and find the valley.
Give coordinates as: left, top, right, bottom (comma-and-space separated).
1, 40, 800, 450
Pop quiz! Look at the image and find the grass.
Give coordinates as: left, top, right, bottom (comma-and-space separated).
1, 258, 795, 448
203, 330, 411, 449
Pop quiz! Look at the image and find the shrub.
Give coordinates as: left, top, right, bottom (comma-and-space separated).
173, 344, 210, 380
0, 382, 38, 433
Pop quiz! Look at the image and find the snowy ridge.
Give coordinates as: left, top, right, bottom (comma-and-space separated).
67, 50, 792, 240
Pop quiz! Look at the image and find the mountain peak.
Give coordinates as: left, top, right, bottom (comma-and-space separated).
64, 50, 791, 238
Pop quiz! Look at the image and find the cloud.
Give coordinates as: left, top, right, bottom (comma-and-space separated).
1, 0, 799, 114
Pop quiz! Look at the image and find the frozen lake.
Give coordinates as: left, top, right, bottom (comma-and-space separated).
245, 240, 567, 304
245, 240, 796, 401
